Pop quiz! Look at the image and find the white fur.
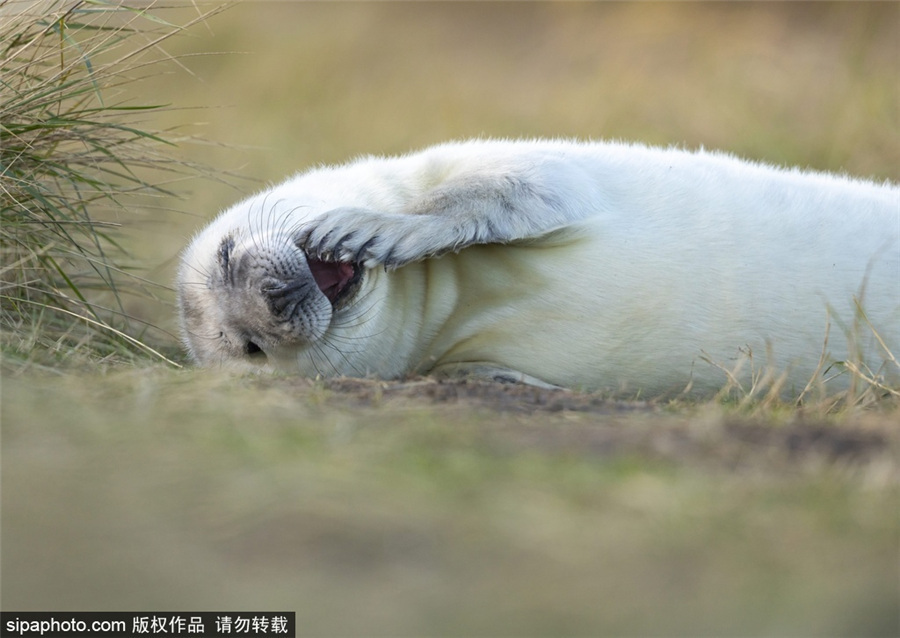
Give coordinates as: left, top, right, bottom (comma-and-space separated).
178, 139, 899, 396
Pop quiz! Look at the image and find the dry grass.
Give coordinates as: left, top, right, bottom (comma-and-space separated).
699, 322, 900, 417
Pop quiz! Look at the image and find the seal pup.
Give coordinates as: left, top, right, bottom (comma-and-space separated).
177, 139, 899, 396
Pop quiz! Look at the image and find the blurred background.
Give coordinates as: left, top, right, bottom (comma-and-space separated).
128, 1, 899, 340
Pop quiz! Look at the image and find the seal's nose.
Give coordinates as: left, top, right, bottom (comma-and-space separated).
259, 277, 317, 318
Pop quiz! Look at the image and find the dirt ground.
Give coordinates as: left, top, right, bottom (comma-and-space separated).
287, 376, 896, 466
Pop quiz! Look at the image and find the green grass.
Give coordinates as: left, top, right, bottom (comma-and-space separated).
2, 3, 898, 635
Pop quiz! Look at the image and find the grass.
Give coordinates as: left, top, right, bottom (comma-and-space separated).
2, 3, 898, 635
0, 0, 221, 368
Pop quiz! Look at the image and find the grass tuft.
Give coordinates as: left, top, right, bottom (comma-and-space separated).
0, 0, 223, 369
698, 312, 899, 417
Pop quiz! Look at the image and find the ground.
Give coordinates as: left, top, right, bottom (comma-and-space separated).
2, 371, 897, 635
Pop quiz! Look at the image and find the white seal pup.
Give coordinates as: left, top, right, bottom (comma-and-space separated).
177, 139, 899, 396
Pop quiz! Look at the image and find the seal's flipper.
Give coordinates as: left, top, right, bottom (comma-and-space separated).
297, 169, 581, 268
430, 362, 563, 390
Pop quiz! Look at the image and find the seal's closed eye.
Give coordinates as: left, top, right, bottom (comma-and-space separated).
218, 236, 235, 285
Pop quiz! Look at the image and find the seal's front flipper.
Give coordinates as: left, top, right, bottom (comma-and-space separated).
297, 207, 462, 269
297, 170, 577, 269
430, 362, 563, 390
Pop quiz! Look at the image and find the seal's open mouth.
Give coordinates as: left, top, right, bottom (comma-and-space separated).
307, 258, 361, 305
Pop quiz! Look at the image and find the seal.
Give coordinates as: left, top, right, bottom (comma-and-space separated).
177, 139, 899, 396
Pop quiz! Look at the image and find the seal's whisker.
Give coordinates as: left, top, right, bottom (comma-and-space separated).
314, 336, 368, 376
303, 342, 342, 378
330, 290, 387, 340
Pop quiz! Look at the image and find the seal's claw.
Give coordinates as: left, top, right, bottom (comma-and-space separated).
297, 207, 441, 269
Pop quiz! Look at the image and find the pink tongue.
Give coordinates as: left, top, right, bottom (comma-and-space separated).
307, 259, 355, 303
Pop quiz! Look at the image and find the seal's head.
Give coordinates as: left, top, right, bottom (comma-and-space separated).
176, 206, 363, 370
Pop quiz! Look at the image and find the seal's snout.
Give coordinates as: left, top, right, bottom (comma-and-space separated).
260, 277, 317, 318
306, 258, 361, 305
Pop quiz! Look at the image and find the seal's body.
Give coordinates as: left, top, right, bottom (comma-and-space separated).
177, 140, 899, 396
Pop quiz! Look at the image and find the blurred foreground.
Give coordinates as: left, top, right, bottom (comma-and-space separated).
3, 372, 898, 635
